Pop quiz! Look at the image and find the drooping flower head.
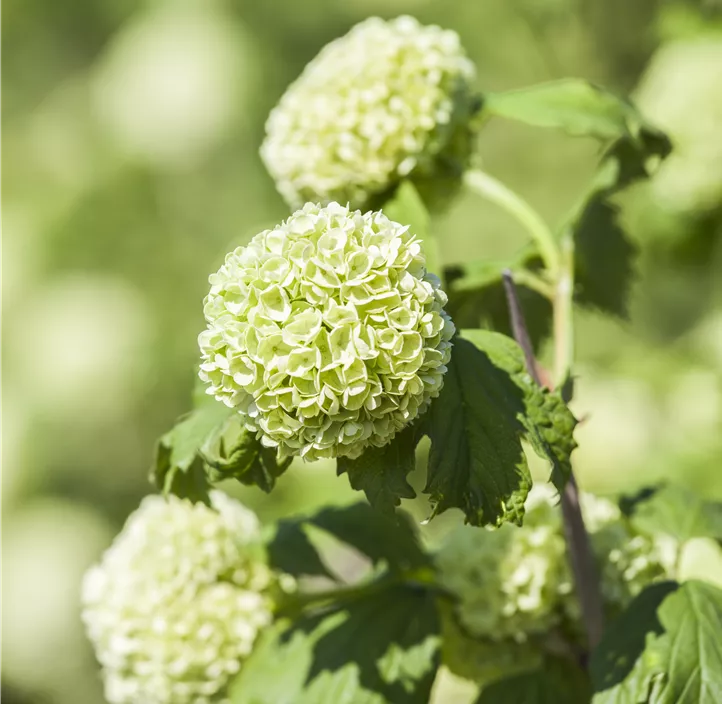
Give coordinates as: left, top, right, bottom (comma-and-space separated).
261, 16, 479, 209
81, 492, 281, 704
436, 485, 674, 643
199, 202, 455, 461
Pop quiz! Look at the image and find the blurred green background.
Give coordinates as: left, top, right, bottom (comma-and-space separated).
3, 0, 722, 702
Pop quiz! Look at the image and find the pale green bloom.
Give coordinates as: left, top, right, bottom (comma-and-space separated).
436, 485, 673, 643
81, 492, 282, 704
261, 16, 478, 209
199, 202, 455, 461
578, 493, 672, 611
436, 485, 572, 642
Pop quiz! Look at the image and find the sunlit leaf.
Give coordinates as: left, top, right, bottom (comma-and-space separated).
484, 80, 649, 141
229, 584, 441, 704
150, 402, 233, 502
267, 503, 429, 578
591, 580, 722, 704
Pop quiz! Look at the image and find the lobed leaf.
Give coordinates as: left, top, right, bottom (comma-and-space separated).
591, 580, 722, 704
463, 329, 577, 493
423, 332, 532, 527
484, 79, 649, 141
591, 581, 679, 704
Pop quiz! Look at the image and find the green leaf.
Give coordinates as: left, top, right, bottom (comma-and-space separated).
336, 425, 419, 514
201, 413, 292, 493
592, 581, 722, 704
423, 333, 532, 527
267, 503, 429, 578
644, 580, 722, 703
476, 656, 591, 704
484, 80, 649, 141
383, 180, 440, 278
229, 584, 441, 704
591, 581, 679, 704
624, 484, 722, 544
268, 519, 336, 580
150, 402, 233, 502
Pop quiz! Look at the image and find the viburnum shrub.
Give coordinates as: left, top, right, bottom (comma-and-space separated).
83, 15, 722, 704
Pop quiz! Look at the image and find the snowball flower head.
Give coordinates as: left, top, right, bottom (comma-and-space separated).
261, 16, 478, 209
199, 202, 455, 461
436, 485, 571, 642
81, 492, 278, 704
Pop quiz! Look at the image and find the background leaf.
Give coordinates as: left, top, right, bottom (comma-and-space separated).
624, 484, 722, 544
476, 656, 591, 704
267, 502, 429, 578
229, 584, 441, 704
336, 424, 419, 514
592, 581, 722, 704
591, 581, 679, 704
383, 180, 441, 278
484, 80, 648, 140
568, 129, 672, 318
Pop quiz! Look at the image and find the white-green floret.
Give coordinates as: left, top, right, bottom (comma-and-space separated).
81, 492, 279, 704
199, 202, 455, 461
436, 485, 673, 643
436, 485, 571, 642
261, 16, 478, 209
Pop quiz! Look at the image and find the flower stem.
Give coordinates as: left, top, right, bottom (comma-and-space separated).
464, 169, 560, 276
502, 267, 604, 653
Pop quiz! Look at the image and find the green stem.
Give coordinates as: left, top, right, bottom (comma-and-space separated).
553, 233, 575, 386
464, 169, 560, 276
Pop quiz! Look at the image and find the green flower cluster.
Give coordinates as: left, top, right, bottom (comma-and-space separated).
199, 202, 455, 461
81, 492, 284, 704
261, 16, 478, 209
436, 485, 673, 643
436, 486, 572, 642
